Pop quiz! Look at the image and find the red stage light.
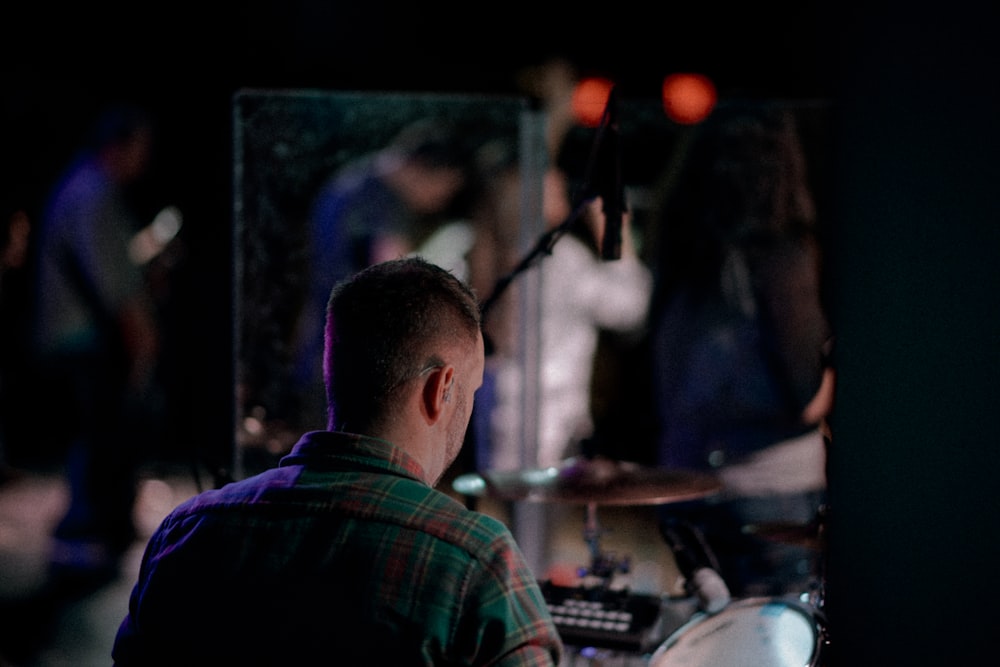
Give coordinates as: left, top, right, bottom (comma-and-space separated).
571, 76, 615, 128
662, 73, 717, 125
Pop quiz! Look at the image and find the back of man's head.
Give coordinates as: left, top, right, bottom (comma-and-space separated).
323, 256, 481, 431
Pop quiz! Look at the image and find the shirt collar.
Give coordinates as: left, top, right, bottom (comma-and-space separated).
278, 430, 428, 483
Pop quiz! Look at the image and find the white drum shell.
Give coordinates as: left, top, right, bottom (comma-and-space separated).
648, 597, 823, 667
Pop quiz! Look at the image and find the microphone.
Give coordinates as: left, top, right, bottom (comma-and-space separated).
660, 519, 731, 614
597, 86, 624, 260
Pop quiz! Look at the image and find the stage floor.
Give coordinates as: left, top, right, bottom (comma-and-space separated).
0, 463, 206, 666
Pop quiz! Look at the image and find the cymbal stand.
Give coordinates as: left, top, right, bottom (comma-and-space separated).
580, 502, 631, 585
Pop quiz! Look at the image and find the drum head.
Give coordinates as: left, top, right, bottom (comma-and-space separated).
649, 597, 820, 667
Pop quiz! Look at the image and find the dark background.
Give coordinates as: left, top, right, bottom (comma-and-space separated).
3, 2, 1000, 664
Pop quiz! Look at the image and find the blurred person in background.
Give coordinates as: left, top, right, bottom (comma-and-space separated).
648, 102, 834, 598
460, 136, 653, 473
31, 103, 166, 581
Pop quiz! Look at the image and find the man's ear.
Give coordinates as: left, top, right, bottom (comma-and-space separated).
421, 365, 455, 424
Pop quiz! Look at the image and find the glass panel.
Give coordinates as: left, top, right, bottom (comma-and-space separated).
230, 90, 830, 488
231, 90, 531, 478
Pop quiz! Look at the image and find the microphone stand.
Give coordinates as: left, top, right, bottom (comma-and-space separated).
479, 85, 619, 322
479, 197, 591, 320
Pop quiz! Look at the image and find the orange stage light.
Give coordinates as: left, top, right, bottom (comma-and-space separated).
571, 77, 615, 128
662, 73, 717, 125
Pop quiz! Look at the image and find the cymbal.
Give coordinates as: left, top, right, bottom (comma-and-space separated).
452, 457, 721, 506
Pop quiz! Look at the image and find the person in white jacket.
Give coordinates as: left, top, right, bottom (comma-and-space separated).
461, 146, 652, 472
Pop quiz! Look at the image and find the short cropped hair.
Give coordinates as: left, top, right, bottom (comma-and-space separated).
323, 256, 481, 431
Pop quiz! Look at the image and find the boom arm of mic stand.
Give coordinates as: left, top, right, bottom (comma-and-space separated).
480, 86, 617, 322
478, 197, 593, 321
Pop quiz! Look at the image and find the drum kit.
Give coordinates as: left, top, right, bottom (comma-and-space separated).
454, 456, 830, 666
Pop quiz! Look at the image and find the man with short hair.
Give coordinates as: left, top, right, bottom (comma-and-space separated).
113, 256, 563, 666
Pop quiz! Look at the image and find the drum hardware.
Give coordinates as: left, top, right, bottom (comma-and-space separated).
452, 456, 720, 589
580, 501, 629, 581
453, 458, 726, 652
742, 503, 829, 610
743, 503, 828, 548
645, 504, 833, 665
543, 503, 670, 653
453, 456, 721, 589
741, 519, 823, 550
659, 519, 731, 614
